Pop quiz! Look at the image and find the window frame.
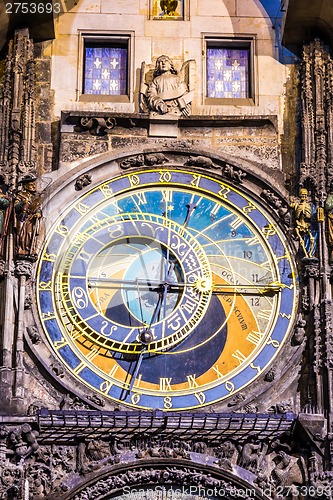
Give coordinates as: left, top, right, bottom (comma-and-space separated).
78, 32, 133, 103
204, 36, 256, 106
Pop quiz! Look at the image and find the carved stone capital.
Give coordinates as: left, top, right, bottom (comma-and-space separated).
14, 259, 33, 278
302, 258, 320, 279
0, 259, 5, 277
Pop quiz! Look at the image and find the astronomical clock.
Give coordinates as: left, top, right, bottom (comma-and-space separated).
36, 166, 298, 412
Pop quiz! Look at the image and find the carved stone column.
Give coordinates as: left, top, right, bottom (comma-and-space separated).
300, 39, 333, 473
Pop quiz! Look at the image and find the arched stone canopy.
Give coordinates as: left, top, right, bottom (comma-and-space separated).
52, 460, 270, 500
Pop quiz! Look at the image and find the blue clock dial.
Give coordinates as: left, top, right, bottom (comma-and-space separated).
37, 169, 298, 410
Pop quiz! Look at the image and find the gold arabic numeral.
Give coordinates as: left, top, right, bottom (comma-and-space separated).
212, 364, 224, 379
75, 202, 90, 215
159, 171, 172, 183
262, 224, 276, 239
246, 330, 264, 346
128, 174, 140, 187
225, 380, 235, 394
100, 184, 113, 198
217, 186, 230, 199
190, 174, 201, 187
232, 349, 247, 365
159, 377, 173, 391
242, 202, 256, 214
163, 396, 173, 409
131, 393, 141, 405
187, 374, 199, 389
43, 252, 57, 262
54, 223, 69, 236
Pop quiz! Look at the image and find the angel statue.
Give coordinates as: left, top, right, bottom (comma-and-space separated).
140, 55, 195, 117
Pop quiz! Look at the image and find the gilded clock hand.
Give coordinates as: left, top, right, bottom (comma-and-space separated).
88, 277, 284, 293
161, 202, 197, 316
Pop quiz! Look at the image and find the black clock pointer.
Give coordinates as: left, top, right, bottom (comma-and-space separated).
123, 286, 167, 398
183, 202, 197, 228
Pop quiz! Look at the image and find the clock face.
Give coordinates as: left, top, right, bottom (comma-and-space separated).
37, 169, 297, 410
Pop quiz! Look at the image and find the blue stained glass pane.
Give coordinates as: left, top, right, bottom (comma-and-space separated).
207, 47, 249, 98
84, 45, 127, 95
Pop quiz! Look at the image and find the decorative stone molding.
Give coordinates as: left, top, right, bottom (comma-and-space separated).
119, 153, 168, 169
74, 116, 116, 136
260, 189, 290, 226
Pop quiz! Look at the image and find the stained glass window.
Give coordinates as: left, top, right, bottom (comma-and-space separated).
83, 44, 128, 95
207, 46, 250, 99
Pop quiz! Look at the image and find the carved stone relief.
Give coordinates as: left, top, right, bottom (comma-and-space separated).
140, 56, 195, 116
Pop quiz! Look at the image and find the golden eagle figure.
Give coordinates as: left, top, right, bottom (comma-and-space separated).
160, 0, 178, 15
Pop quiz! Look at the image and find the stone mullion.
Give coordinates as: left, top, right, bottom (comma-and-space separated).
325, 57, 333, 184
0, 233, 16, 408
300, 46, 315, 184
0, 51, 13, 176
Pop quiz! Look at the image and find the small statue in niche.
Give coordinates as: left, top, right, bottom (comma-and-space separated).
290, 188, 317, 258
0, 184, 11, 258
325, 181, 333, 262
140, 55, 195, 116
160, 0, 178, 16
14, 175, 42, 260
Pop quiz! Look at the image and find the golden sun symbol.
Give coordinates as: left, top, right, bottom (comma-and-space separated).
194, 277, 212, 293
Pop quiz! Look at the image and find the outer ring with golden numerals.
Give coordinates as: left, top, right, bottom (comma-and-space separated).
36, 169, 298, 411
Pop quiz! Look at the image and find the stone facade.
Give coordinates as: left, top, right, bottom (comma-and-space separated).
0, 1, 333, 499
